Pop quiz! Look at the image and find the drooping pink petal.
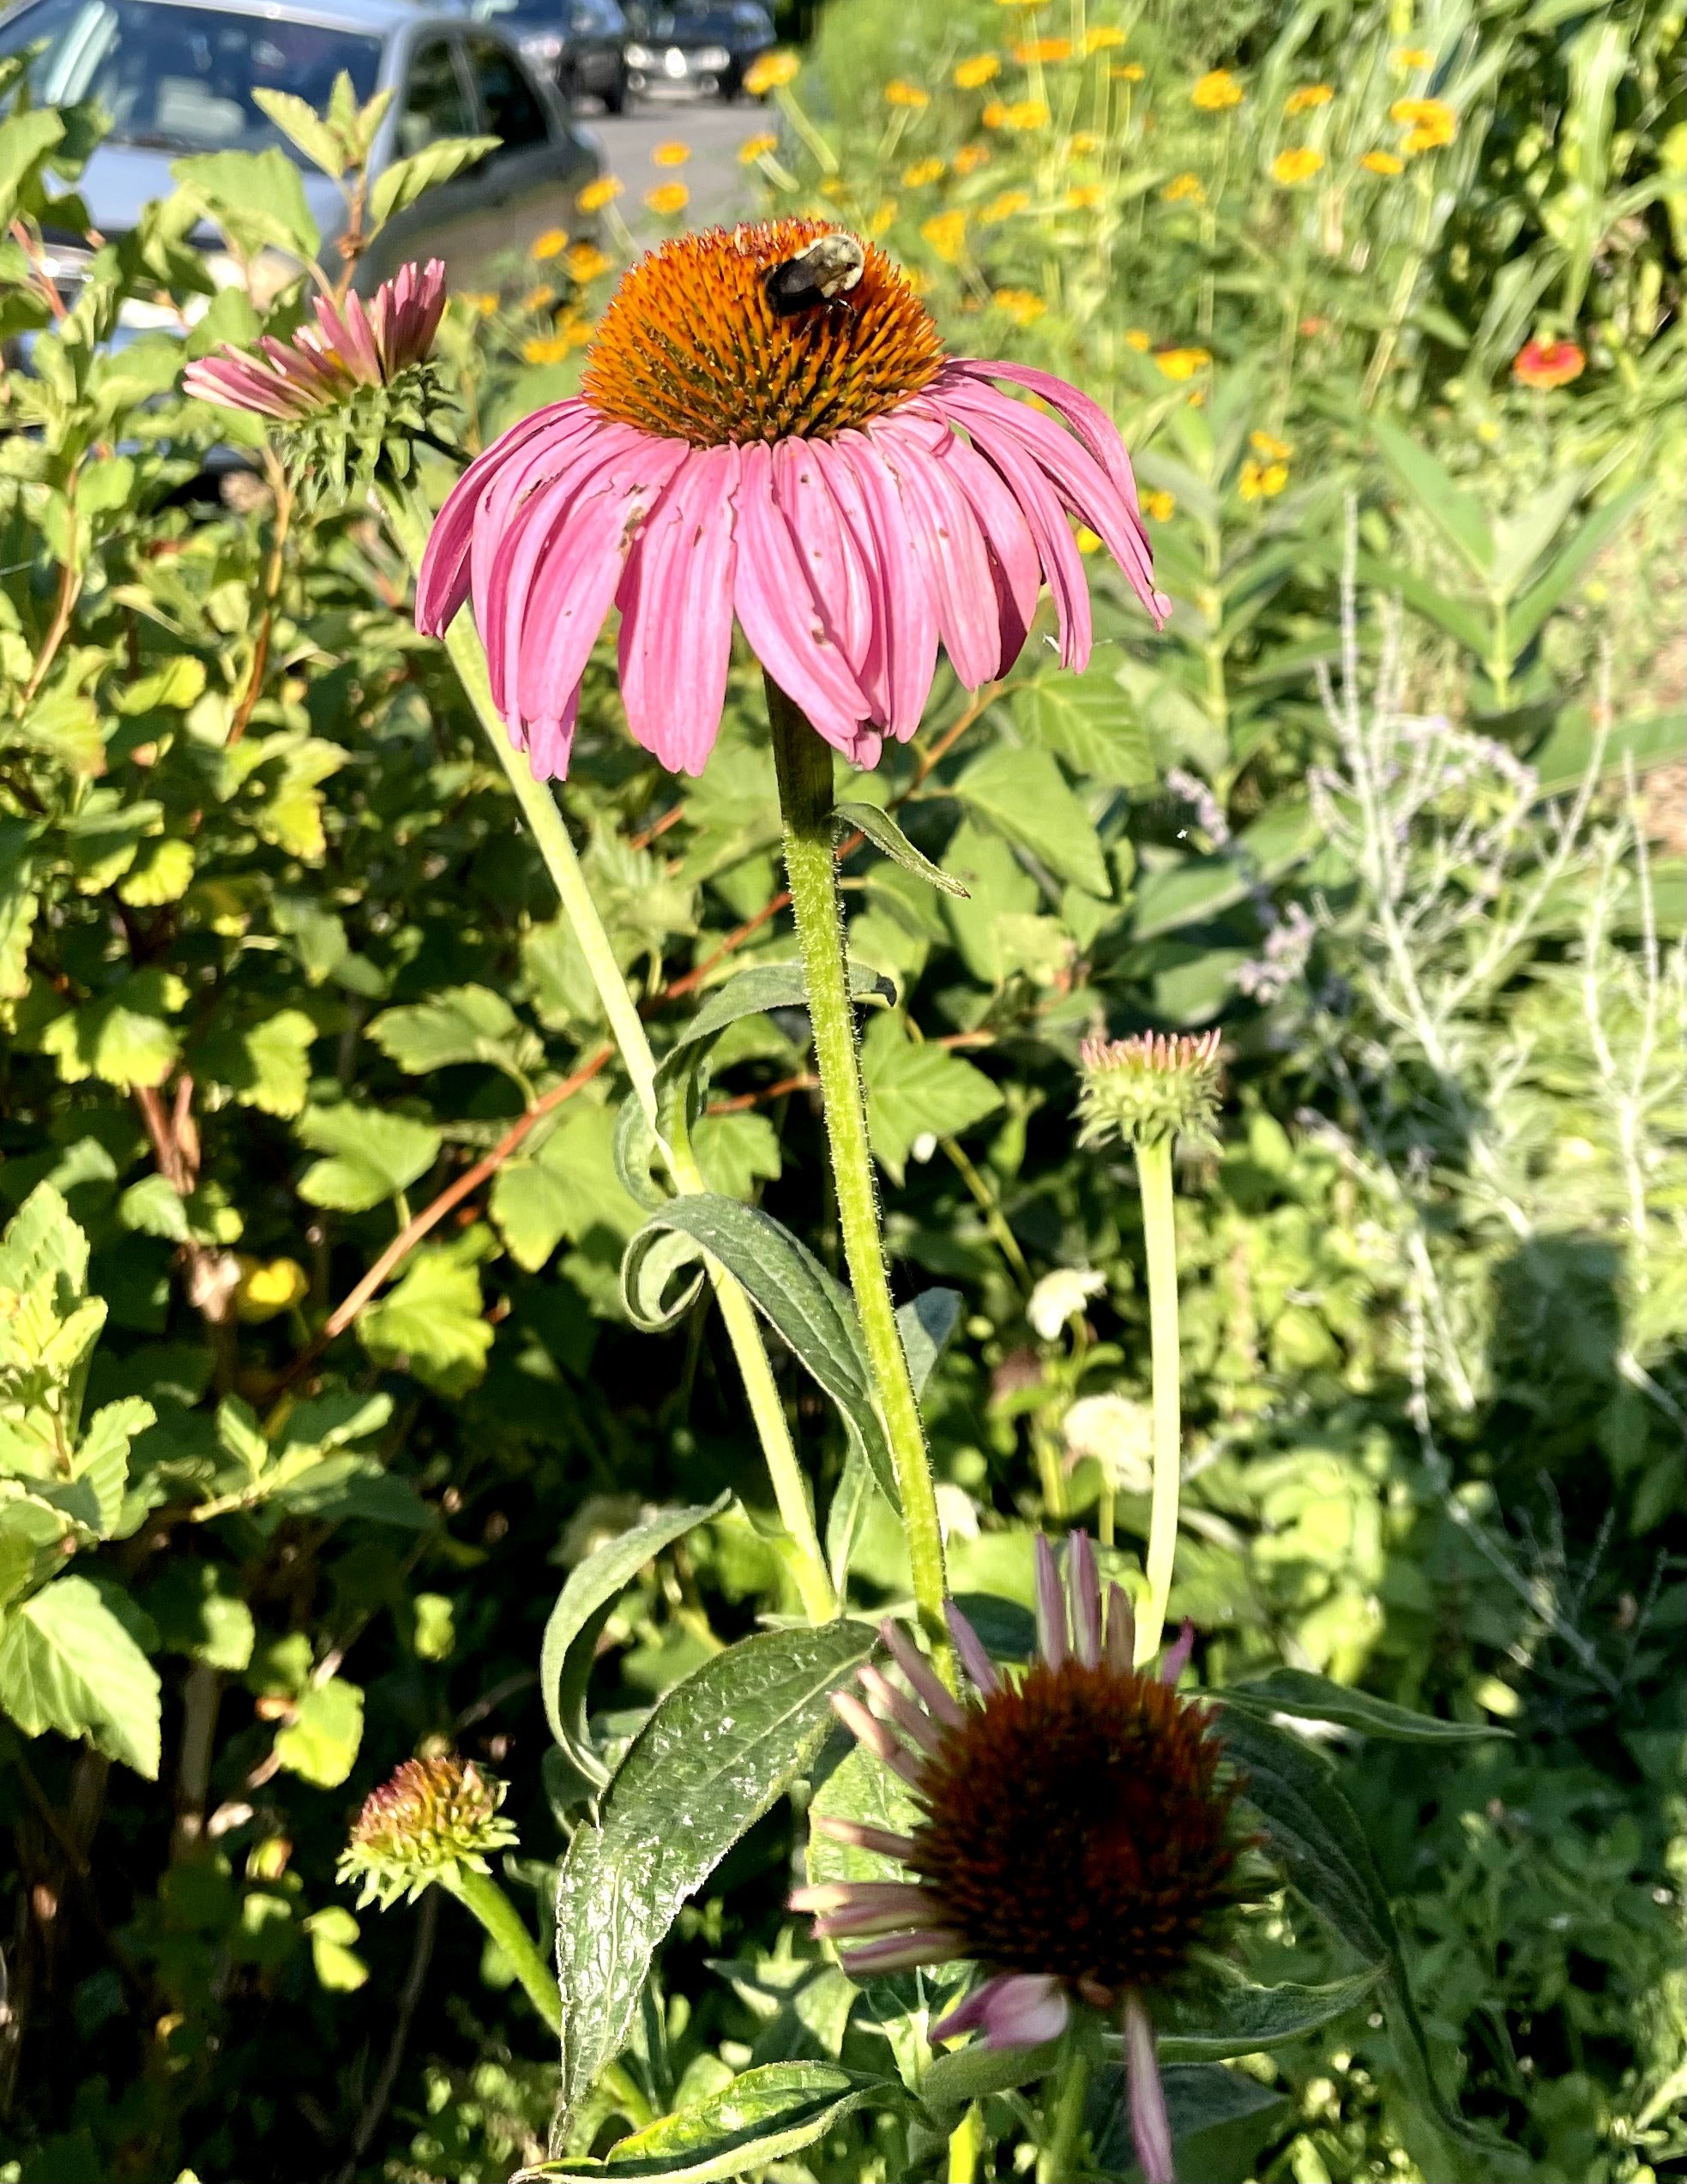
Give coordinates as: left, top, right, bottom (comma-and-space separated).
834, 428, 938, 738
1068, 1531, 1101, 1670
416, 400, 588, 634
838, 1928, 967, 1976
804, 436, 895, 723
810, 1893, 943, 1940
830, 1688, 927, 1790
517, 682, 581, 781
1034, 1531, 1069, 1670
945, 1601, 999, 1696
880, 1619, 967, 1729
859, 1663, 945, 1755
936, 429, 1042, 677
1125, 1990, 1176, 2184
931, 1970, 1069, 2049
471, 407, 608, 649
773, 437, 877, 682
871, 417, 1002, 690
1159, 1620, 1196, 1686
616, 442, 741, 774
955, 358, 1146, 518
809, 1813, 920, 1861
733, 441, 876, 758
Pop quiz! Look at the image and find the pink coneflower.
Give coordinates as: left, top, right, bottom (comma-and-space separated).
794, 1533, 1244, 2184
184, 259, 448, 421
413, 219, 1169, 782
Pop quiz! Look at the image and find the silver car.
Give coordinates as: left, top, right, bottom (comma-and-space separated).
0, 0, 602, 298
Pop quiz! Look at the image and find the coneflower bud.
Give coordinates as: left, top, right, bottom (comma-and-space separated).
1075, 1029, 1223, 1152
184, 259, 448, 421
337, 1754, 518, 1910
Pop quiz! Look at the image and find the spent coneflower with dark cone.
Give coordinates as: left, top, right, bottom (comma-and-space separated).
414, 219, 1169, 782
793, 1534, 1248, 2184
337, 1754, 518, 1910
1076, 1028, 1224, 1153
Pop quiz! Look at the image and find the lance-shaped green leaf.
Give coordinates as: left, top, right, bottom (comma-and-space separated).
1157, 1967, 1383, 2062
919, 2035, 1062, 2125
1372, 418, 1494, 578
1219, 1669, 1508, 1743
539, 1494, 732, 1793
1215, 1708, 1495, 2154
621, 1195, 900, 1512
835, 803, 969, 896
525, 2062, 893, 2181
1507, 481, 1647, 654
370, 134, 499, 226
553, 1621, 876, 2133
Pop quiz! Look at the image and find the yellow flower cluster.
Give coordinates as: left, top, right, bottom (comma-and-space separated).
530, 226, 569, 261
1124, 328, 1152, 352
1286, 83, 1334, 114
522, 283, 556, 312
954, 53, 1001, 88
1393, 45, 1432, 68
567, 242, 613, 283
576, 176, 622, 213
1065, 184, 1104, 208
1141, 488, 1176, 520
744, 50, 798, 95
1360, 148, 1404, 175
977, 189, 1029, 223
904, 157, 947, 186
1391, 96, 1456, 153
885, 79, 931, 107
921, 210, 968, 263
522, 320, 592, 364
1012, 36, 1070, 63
1239, 457, 1288, 499
1191, 69, 1244, 111
1113, 61, 1145, 81
1155, 346, 1212, 379
1270, 147, 1324, 184
645, 182, 689, 215
738, 133, 779, 165
991, 286, 1047, 325
1250, 430, 1292, 460
1162, 171, 1205, 204
1084, 25, 1126, 51
953, 143, 993, 174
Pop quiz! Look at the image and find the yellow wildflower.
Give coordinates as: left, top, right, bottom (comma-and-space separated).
1074, 524, 1102, 553
521, 284, 557, 313
1285, 84, 1333, 115
903, 156, 947, 186
461, 291, 499, 317
921, 209, 969, 263
1124, 327, 1152, 352
1161, 171, 1205, 203
1113, 62, 1145, 81
738, 133, 779, 164
576, 176, 622, 213
1154, 346, 1212, 379
954, 53, 1002, 88
1238, 458, 1288, 499
1250, 430, 1292, 460
867, 201, 898, 236
530, 227, 569, 260
1391, 96, 1456, 152
1360, 148, 1405, 175
744, 50, 799, 94
885, 79, 931, 107
1069, 129, 1101, 154
652, 140, 690, 167
991, 286, 1047, 325
1270, 147, 1324, 184
645, 181, 690, 216
1393, 45, 1432, 67
1191, 69, 1244, 110
953, 143, 992, 174
982, 99, 1010, 127
1141, 488, 1175, 520
566, 243, 612, 283
1084, 26, 1126, 51
1012, 37, 1071, 63
979, 188, 1032, 223
1065, 184, 1105, 208
818, 176, 847, 199
1001, 97, 1051, 129
234, 1257, 308, 1324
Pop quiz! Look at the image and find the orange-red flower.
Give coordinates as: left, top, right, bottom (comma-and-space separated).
1512, 338, 1586, 390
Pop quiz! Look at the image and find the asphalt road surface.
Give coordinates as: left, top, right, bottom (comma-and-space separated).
587, 94, 768, 241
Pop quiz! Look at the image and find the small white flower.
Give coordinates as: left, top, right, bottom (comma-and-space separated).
936, 1482, 981, 1542
1027, 1266, 1106, 1342
1062, 1393, 1154, 1495
911, 1131, 939, 1164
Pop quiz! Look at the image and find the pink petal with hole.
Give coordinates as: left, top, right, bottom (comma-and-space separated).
617, 443, 741, 774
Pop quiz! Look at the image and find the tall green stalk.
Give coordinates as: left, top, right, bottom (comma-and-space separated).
1133, 1135, 1182, 1665
448, 1867, 563, 2033
764, 677, 949, 1657
381, 481, 834, 1626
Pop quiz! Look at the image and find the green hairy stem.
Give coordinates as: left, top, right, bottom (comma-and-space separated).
1134, 1134, 1182, 1664
446, 1866, 562, 2033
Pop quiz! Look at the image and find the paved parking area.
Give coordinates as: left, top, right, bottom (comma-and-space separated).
590, 95, 768, 238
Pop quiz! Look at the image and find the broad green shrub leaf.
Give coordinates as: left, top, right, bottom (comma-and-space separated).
0, 817, 37, 1000
358, 1238, 492, 1394
304, 1905, 369, 1993
955, 743, 1109, 895
369, 984, 543, 1081
1214, 1709, 1490, 2153
553, 1621, 874, 2133
491, 1104, 646, 1272
370, 135, 499, 226
1130, 799, 1316, 941
1158, 1968, 1383, 2061
273, 1676, 364, 1787
919, 2036, 1061, 2124
117, 1174, 190, 1242
691, 1111, 780, 1199
200, 1009, 317, 1118
39, 970, 188, 1089
621, 1195, 899, 1511
0, 111, 65, 220
1091, 2063, 1289, 2183
0, 1573, 161, 1778
835, 803, 968, 895
942, 820, 1042, 986
1220, 1669, 1507, 1742
171, 146, 320, 259
859, 1012, 1001, 1184
69, 1399, 152, 1538
1015, 664, 1156, 787
296, 1104, 441, 1212
144, 1557, 256, 1671
117, 837, 195, 908
539, 1493, 732, 1792
250, 87, 346, 177
530, 2063, 892, 2181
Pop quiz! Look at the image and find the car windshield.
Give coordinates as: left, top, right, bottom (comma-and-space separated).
0, 0, 382, 155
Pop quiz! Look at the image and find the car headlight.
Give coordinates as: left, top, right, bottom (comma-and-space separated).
624, 40, 653, 63
202, 247, 301, 312
522, 30, 563, 58
692, 44, 728, 66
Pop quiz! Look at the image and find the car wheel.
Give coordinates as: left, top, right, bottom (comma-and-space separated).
602, 63, 629, 112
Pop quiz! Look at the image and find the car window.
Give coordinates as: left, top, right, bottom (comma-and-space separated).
398, 37, 473, 157
464, 35, 546, 150
0, 0, 381, 154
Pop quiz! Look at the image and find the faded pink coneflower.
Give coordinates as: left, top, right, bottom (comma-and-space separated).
794, 1532, 1244, 2184
184, 259, 448, 421
413, 218, 1169, 782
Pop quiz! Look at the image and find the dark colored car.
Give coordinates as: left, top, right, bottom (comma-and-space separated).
622, 0, 772, 101
468, 0, 630, 111
0, 0, 602, 307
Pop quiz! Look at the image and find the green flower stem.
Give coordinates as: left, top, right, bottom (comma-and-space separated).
446, 1866, 562, 2034
947, 2104, 983, 2183
765, 677, 949, 1658
381, 482, 834, 1627
1134, 1134, 1181, 1665
1037, 2044, 1090, 2184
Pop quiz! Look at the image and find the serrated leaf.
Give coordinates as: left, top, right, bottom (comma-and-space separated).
171, 146, 320, 260
955, 743, 1109, 894
117, 1173, 190, 1242
272, 1676, 364, 1787
358, 1242, 491, 1395
491, 1104, 647, 1272
370, 135, 499, 226
539, 1494, 732, 1795
691, 1111, 780, 1200
0, 1573, 161, 1778
296, 1104, 441, 1212
369, 984, 543, 1081
835, 803, 968, 896
554, 1626, 876, 2133
72, 1399, 152, 1537
250, 87, 346, 177
117, 838, 195, 907
0, 817, 37, 1001
1014, 666, 1157, 787
39, 969, 188, 1090
620, 1195, 899, 1513
527, 2063, 891, 2181
1220, 1669, 1507, 1743
202, 1009, 317, 1119
859, 1012, 1000, 1186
